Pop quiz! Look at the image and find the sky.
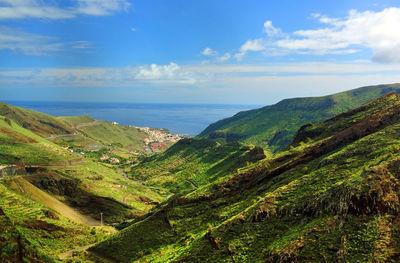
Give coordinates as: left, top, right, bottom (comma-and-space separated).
1, 0, 400, 105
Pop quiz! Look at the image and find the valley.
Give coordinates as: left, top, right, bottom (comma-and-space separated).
2, 84, 400, 262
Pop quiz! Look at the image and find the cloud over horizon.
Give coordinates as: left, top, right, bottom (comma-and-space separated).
234, 7, 400, 63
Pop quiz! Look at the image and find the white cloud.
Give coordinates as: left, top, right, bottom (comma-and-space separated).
216, 53, 231, 62
201, 47, 218, 56
234, 39, 264, 60
135, 63, 196, 84
0, 0, 130, 20
76, 0, 130, 16
130, 27, 137, 32
0, 62, 204, 87
263, 21, 282, 37
2, 60, 400, 104
235, 7, 400, 63
0, 26, 91, 56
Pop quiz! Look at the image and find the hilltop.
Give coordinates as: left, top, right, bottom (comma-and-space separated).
0, 102, 73, 138
198, 83, 400, 152
91, 92, 400, 262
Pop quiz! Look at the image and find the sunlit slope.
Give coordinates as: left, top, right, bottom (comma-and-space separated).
198, 83, 400, 152
128, 138, 266, 194
0, 102, 73, 137
6, 176, 99, 226
0, 182, 106, 262
57, 116, 148, 152
92, 92, 400, 262
0, 103, 149, 153
0, 116, 74, 165
0, 115, 163, 224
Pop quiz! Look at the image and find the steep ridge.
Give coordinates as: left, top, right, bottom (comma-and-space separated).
0, 102, 73, 137
0, 115, 75, 165
91, 92, 400, 262
0, 110, 163, 224
0, 102, 156, 153
6, 176, 100, 226
198, 83, 400, 152
0, 183, 109, 262
128, 138, 266, 194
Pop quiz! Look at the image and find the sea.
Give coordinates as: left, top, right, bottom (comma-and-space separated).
4, 101, 261, 135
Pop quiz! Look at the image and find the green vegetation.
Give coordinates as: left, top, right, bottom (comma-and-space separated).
59, 115, 148, 152
0, 182, 111, 262
51, 161, 164, 222
0, 116, 72, 165
74, 120, 147, 152
5, 87, 400, 262
128, 138, 266, 194
91, 92, 400, 262
198, 83, 400, 151
0, 102, 73, 137
0, 103, 168, 262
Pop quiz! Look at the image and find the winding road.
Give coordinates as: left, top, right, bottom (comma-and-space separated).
46, 120, 100, 140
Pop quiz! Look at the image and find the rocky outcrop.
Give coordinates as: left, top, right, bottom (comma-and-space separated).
0, 165, 18, 177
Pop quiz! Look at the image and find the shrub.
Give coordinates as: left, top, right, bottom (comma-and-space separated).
1, 243, 14, 256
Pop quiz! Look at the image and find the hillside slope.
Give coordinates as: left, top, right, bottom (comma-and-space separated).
0, 102, 73, 137
0, 182, 109, 262
128, 138, 266, 194
6, 176, 100, 226
198, 83, 400, 152
63, 118, 147, 152
0, 102, 166, 153
0, 111, 164, 224
0, 115, 75, 165
91, 92, 400, 262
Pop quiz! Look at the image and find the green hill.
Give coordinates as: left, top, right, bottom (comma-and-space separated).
0, 102, 73, 137
0, 107, 166, 223
0, 102, 155, 153
0, 115, 74, 165
128, 138, 266, 194
64, 118, 147, 152
0, 181, 111, 262
198, 83, 400, 152
91, 92, 400, 262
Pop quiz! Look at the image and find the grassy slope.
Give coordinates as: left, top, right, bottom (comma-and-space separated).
57, 115, 96, 126
0, 114, 163, 223
0, 116, 73, 165
58, 117, 148, 152
0, 102, 73, 137
198, 83, 400, 152
0, 103, 148, 153
53, 161, 164, 222
78, 120, 147, 151
6, 176, 100, 226
0, 182, 110, 262
129, 138, 266, 194
92, 93, 400, 262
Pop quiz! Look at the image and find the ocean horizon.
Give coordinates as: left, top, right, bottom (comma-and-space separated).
4, 100, 261, 135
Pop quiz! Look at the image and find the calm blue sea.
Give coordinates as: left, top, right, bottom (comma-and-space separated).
4, 101, 261, 135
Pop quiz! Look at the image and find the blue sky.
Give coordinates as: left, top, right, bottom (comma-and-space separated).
1, 0, 400, 104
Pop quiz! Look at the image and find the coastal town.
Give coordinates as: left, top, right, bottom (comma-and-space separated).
59, 121, 184, 165
131, 125, 183, 153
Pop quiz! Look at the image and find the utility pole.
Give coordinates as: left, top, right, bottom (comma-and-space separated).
100, 212, 103, 227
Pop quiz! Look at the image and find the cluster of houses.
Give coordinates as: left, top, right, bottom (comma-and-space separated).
100, 154, 121, 164
133, 126, 182, 153
62, 145, 85, 156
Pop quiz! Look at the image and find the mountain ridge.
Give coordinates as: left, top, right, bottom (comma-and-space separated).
90, 92, 400, 262
198, 83, 400, 152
